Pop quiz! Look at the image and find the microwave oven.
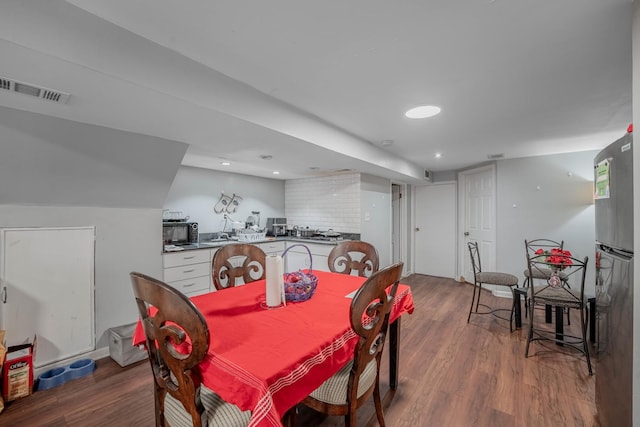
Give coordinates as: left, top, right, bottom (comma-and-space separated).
162, 222, 199, 245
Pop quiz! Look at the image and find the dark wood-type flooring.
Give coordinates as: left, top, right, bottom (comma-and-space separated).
0, 275, 599, 426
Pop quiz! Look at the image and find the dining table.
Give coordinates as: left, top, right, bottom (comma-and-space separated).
132, 270, 415, 427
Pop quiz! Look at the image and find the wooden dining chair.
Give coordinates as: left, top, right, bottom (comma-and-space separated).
212, 243, 266, 290
467, 241, 519, 331
299, 261, 404, 427
130, 272, 251, 426
327, 240, 380, 277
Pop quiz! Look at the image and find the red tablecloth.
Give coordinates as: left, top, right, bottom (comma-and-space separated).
133, 270, 414, 427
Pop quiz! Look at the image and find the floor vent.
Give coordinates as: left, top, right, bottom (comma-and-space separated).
0, 75, 70, 104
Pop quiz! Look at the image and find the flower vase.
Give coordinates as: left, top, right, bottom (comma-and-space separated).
549, 267, 562, 288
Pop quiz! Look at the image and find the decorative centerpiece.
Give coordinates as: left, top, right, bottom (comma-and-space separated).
281, 244, 318, 302
535, 247, 573, 287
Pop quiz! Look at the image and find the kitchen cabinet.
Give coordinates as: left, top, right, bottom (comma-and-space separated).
284, 242, 333, 273
257, 241, 285, 256
163, 249, 214, 297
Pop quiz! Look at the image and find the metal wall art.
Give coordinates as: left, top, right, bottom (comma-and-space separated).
214, 192, 242, 214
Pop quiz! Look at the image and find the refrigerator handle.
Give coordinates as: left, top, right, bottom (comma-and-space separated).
597, 243, 633, 261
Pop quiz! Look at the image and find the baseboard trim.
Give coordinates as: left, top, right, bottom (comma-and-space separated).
492, 289, 513, 299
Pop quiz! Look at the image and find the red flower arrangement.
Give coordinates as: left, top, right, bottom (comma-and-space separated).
535, 248, 573, 270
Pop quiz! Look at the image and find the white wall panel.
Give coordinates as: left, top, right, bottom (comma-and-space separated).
285, 173, 361, 232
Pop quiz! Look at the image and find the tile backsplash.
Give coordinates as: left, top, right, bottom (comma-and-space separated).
285, 173, 361, 232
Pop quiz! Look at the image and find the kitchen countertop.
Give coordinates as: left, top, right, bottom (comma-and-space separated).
163, 236, 347, 253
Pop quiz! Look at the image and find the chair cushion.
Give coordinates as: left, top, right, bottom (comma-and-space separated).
308, 358, 378, 405
477, 272, 518, 286
164, 384, 251, 427
532, 286, 581, 307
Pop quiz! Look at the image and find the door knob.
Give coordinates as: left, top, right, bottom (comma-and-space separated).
415, 227, 420, 232
464, 232, 469, 236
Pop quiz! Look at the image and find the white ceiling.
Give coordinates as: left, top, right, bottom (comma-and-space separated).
0, 0, 633, 183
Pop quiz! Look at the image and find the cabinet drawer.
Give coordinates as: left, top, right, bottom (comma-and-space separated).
259, 241, 285, 254
164, 262, 210, 282
163, 250, 211, 268
286, 242, 334, 257
167, 275, 211, 297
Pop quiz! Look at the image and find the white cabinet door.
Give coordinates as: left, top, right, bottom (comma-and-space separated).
0, 227, 95, 368
311, 255, 329, 272
286, 251, 311, 272
257, 241, 285, 256
284, 243, 331, 272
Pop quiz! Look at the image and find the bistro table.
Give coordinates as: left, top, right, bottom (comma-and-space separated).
513, 287, 595, 343
133, 270, 414, 427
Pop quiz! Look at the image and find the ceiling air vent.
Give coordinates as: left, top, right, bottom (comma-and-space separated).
424, 169, 432, 182
0, 75, 70, 104
487, 153, 504, 160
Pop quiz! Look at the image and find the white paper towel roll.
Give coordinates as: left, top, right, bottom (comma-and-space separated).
266, 255, 284, 307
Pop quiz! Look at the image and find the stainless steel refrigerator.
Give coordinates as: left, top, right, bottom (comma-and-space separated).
594, 131, 634, 427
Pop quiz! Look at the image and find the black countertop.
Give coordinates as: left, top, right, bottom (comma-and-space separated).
163, 236, 347, 253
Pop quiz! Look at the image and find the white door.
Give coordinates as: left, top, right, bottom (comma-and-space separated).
391, 184, 401, 264
414, 183, 456, 278
458, 165, 497, 288
0, 227, 95, 368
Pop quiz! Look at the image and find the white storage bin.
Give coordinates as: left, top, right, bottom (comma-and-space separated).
108, 323, 148, 367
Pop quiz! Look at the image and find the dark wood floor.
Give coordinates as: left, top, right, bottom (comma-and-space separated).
0, 275, 599, 426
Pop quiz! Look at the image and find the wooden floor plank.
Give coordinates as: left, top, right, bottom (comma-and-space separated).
0, 274, 600, 426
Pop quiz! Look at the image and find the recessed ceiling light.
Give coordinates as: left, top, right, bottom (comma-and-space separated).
220, 161, 231, 166
405, 105, 441, 119
434, 153, 442, 159
273, 171, 280, 175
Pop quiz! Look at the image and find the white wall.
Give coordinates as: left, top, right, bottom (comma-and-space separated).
0, 205, 162, 350
0, 106, 186, 207
360, 174, 392, 267
496, 150, 599, 293
0, 107, 187, 362
165, 166, 285, 233
285, 173, 393, 266
285, 173, 361, 232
